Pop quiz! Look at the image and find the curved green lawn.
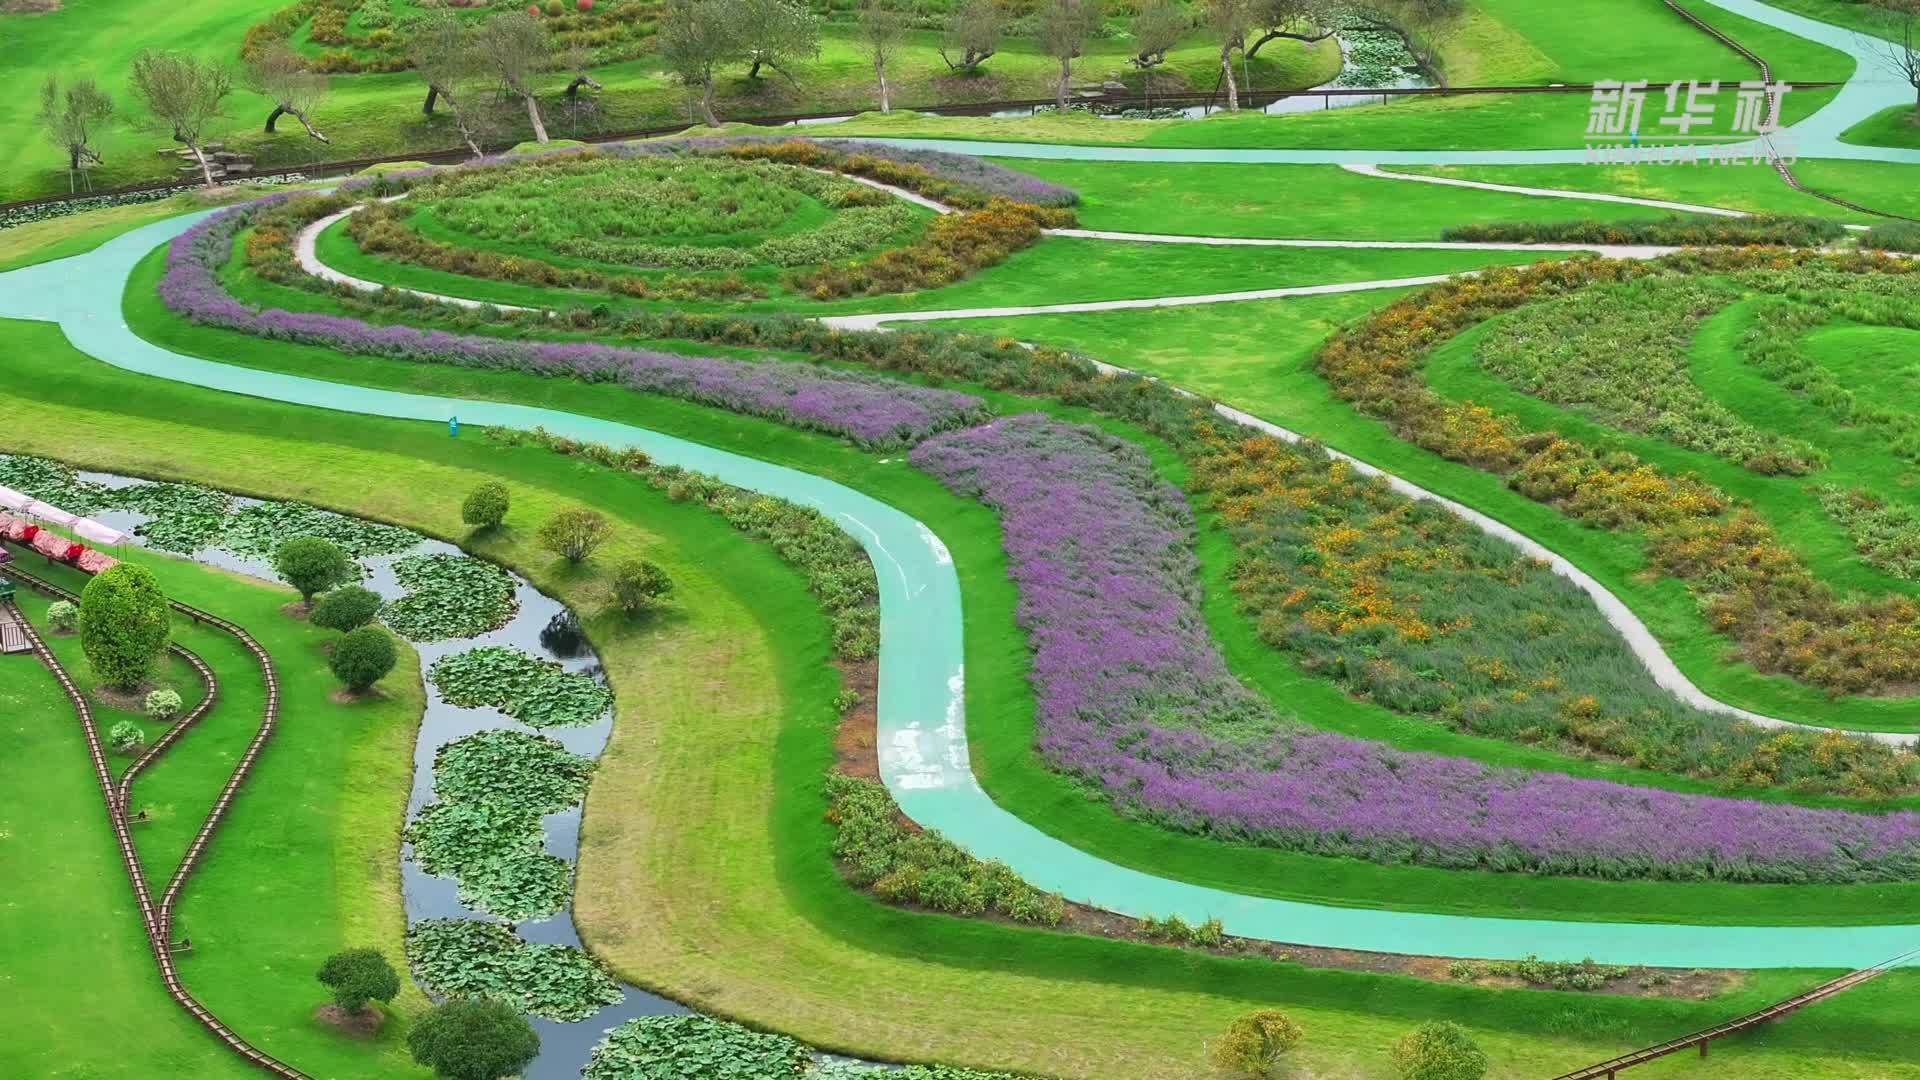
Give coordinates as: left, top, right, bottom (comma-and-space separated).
110, 232, 1920, 927
1841, 104, 1920, 151
1, 544, 429, 1078
12, 313, 1920, 1080
302, 207, 1556, 318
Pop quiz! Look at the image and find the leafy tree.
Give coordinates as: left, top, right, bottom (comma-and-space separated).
610, 559, 673, 614
1244, 0, 1334, 61
412, 14, 491, 156
275, 536, 355, 604
1036, 0, 1104, 109
310, 585, 383, 632
330, 626, 399, 692
1391, 1021, 1488, 1080
1204, 0, 1256, 111
462, 482, 511, 531
37, 75, 113, 192
940, 0, 1005, 74
128, 49, 233, 187
408, 998, 539, 1080
660, 0, 739, 126
857, 0, 908, 113
79, 563, 171, 691
316, 948, 401, 1014
739, 0, 819, 81
474, 11, 554, 144
1211, 1009, 1303, 1077
247, 42, 331, 143
538, 507, 611, 563
1128, 0, 1188, 104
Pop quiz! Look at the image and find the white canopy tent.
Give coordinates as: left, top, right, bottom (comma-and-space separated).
1, 490, 128, 547
72, 519, 131, 546
0, 486, 31, 512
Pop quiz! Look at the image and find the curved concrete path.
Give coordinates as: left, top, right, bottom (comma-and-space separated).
5, 213, 1920, 968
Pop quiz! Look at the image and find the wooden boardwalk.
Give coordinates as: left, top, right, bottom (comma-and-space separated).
8, 567, 312, 1078
1552, 948, 1919, 1080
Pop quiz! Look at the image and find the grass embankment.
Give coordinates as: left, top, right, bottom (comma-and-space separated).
9, 311, 1920, 1078
118, 228, 1920, 925
0, 549, 427, 1078
1841, 104, 1920, 151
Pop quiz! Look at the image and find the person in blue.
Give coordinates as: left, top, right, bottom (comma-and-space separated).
449, 415, 459, 438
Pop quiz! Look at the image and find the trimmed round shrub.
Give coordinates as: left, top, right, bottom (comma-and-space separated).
408, 997, 539, 1080
107, 720, 145, 755
525, 3, 538, 12
1211, 1009, 1303, 1077
274, 536, 355, 604
46, 600, 78, 633
331, 626, 398, 692
1392, 1022, 1488, 1080
544, 0, 562, 14
538, 507, 611, 564
577, 0, 592, 9
461, 482, 511, 531
145, 688, 184, 721
610, 559, 672, 614
79, 564, 171, 691
316, 947, 401, 1013
311, 585, 383, 632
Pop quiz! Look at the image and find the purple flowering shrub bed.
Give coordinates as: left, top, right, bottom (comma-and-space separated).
159, 197, 991, 450
912, 414, 1920, 884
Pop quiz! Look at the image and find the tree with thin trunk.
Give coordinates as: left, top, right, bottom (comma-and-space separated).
128, 49, 233, 187
1037, 0, 1103, 110
247, 42, 331, 143
1244, 0, 1334, 60
1127, 0, 1186, 108
739, 0, 819, 82
474, 10, 554, 144
1204, 0, 1255, 111
1863, 0, 1920, 112
560, 34, 605, 99
857, 0, 908, 112
660, 0, 736, 126
1345, 0, 1461, 85
940, 0, 1005, 74
411, 14, 490, 156
38, 75, 113, 192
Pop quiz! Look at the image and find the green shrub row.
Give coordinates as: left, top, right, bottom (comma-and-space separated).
1441, 213, 1847, 247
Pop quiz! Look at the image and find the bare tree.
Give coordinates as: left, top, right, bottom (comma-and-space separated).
740, 0, 819, 82
1863, 0, 1920, 110
1128, 0, 1186, 107
560, 34, 605, 99
38, 75, 114, 191
128, 49, 233, 187
1037, 0, 1103, 110
660, 0, 737, 125
857, 0, 908, 112
1244, 0, 1334, 61
247, 43, 330, 143
474, 10, 554, 144
412, 14, 490, 156
1204, 0, 1255, 110
940, 0, 1005, 74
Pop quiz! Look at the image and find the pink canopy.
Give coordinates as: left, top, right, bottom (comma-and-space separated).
21, 500, 80, 527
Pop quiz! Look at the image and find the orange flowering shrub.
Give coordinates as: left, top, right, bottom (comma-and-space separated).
1315, 249, 1920, 697
788, 198, 1056, 298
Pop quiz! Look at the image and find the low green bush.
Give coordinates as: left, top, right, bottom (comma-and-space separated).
315, 947, 400, 1013
407, 996, 540, 1080
825, 772, 1064, 926
310, 585, 383, 632
1863, 221, 1920, 253
329, 625, 397, 691
609, 558, 672, 614
274, 536, 355, 604
1211, 1009, 1303, 1078
107, 721, 145, 754
538, 506, 611, 564
45, 600, 77, 633
460, 481, 510, 531
1391, 1021, 1488, 1080
144, 688, 183, 721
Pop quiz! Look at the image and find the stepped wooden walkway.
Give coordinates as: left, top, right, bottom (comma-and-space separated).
7, 564, 312, 1078
1552, 947, 1920, 1079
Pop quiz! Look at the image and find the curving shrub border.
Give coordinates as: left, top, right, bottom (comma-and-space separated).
1440, 213, 1845, 247
1313, 248, 1920, 698
160, 194, 993, 451
911, 413, 1920, 883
